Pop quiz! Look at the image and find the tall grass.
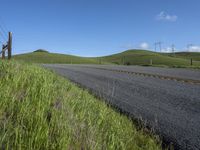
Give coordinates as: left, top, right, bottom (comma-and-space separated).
0, 61, 162, 150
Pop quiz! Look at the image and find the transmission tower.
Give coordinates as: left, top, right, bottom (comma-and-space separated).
171, 44, 175, 56
154, 42, 162, 52
187, 44, 193, 51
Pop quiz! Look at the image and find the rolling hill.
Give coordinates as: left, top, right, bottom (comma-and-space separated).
100, 50, 200, 66
14, 49, 100, 64
165, 52, 200, 61
13, 49, 200, 67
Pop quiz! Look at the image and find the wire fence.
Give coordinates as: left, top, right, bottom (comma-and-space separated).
0, 15, 12, 60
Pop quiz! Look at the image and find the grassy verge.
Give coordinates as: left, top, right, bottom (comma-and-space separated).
0, 61, 162, 150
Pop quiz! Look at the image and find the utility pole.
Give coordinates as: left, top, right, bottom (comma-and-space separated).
8, 32, 12, 59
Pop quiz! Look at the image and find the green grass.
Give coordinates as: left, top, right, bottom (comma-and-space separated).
14, 49, 200, 67
14, 51, 102, 64
164, 52, 200, 61
0, 60, 162, 150
101, 50, 200, 67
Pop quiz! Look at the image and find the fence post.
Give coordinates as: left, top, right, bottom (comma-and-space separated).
191, 58, 193, 66
8, 32, 12, 60
150, 59, 153, 65
2, 45, 5, 59
122, 56, 125, 65
2, 51, 5, 59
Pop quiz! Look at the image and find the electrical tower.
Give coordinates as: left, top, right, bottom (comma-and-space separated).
187, 44, 193, 52
171, 44, 175, 56
154, 42, 162, 52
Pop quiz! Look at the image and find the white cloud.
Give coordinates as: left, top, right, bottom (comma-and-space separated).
188, 46, 200, 52
156, 11, 178, 22
161, 47, 173, 53
139, 42, 149, 49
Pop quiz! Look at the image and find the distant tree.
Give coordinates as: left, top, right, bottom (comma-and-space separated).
34, 49, 49, 53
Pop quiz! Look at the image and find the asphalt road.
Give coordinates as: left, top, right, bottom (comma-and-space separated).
44, 64, 200, 150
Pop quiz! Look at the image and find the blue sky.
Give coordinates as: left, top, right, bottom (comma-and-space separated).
0, 0, 200, 56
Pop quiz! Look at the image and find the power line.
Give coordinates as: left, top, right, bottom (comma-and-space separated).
0, 15, 11, 59
0, 30, 7, 41
0, 15, 9, 33
187, 44, 193, 51
171, 44, 175, 52
154, 41, 162, 52
0, 21, 8, 35
0, 37, 3, 43
0, 24, 7, 38
171, 44, 176, 56
0, 15, 9, 42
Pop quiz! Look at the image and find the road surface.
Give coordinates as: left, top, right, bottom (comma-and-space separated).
44, 64, 200, 150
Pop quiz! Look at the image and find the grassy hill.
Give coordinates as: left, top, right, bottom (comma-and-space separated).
164, 52, 200, 61
101, 50, 200, 67
14, 49, 200, 67
14, 51, 100, 64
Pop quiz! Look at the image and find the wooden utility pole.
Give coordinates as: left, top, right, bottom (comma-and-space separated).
8, 32, 12, 59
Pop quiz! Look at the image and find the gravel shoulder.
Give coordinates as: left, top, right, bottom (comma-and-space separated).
44, 64, 200, 150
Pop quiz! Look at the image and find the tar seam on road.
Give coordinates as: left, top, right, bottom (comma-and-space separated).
87, 67, 200, 85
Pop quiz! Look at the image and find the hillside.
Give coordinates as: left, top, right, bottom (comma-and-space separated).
100, 50, 200, 67
164, 52, 200, 61
14, 51, 100, 64
13, 49, 200, 67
